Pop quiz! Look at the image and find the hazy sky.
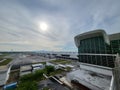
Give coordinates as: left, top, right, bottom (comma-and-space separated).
0, 0, 120, 51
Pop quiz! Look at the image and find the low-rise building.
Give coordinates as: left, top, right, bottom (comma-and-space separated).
32, 63, 45, 72
20, 65, 32, 76
20, 63, 45, 76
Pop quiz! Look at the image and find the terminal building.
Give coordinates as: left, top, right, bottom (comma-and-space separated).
67, 29, 120, 90
74, 29, 120, 68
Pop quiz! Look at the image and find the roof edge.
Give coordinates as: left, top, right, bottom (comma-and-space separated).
74, 29, 110, 47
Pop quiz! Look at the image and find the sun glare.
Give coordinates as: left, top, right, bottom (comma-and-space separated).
39, 22, 48, 31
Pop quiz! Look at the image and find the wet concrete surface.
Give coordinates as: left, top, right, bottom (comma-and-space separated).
38, 79, 70, 90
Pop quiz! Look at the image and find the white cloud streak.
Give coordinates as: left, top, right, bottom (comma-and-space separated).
0, 0, 120, 51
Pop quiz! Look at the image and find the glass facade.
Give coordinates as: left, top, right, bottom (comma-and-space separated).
78, 36, 110, 54
110, 40, 120, 54
78, 36, 120, 68
78, 55, 115, 68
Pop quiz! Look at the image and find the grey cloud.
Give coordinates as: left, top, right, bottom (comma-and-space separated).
0, 0, 120, 51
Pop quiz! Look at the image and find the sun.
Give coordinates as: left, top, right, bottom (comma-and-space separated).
39, 22, 48, 31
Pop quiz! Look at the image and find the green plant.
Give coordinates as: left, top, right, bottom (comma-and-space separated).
16, 81, 37, 90
20, 73, 33, 82
17, 66, 56, 90
34, 69, 44, 80
0, 58, 12, 66
42, 87, 50, 90
45, 66, 55, 75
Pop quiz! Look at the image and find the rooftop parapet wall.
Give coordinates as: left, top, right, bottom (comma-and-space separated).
74, 29, 110, 47
112, 54, 120, 90
109, 33, 120, 41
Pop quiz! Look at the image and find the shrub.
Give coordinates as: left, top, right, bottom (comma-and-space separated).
34, 69, 44, 80
45, 66, 55, 75
16, 81, 37, 90
17, 66, 55, 90
20, 73, 33, 82
20, 69, 45, 82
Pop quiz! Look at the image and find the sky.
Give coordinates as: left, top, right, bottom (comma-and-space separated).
0, 0, 120, 52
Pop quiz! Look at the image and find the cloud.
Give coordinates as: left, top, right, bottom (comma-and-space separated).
0, 0, 67, 51
0, 0, 120, 51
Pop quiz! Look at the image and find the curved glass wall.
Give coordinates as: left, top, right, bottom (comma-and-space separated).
78, 55, 115, 68
78, 36, 112, 54
78, 36, 120, 68
110, 40, 120, 54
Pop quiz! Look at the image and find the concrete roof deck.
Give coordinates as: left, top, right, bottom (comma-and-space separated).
20, 65, 32, 72
20, 71, 31, 76
67, 69, 111, 90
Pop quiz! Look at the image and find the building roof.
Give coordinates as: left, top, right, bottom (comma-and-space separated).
20, 71, 31, 76
20, 65, 32, 72
74, 29, 110, 47
32, 63, 43, 67
109, 33, 120, 40
67, 69, 111, 90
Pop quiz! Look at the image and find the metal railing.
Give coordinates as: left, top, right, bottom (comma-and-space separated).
111, 53, 120, 90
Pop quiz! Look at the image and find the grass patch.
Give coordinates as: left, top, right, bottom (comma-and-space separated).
0, 54, 7, 57
17, 66, 56, 89
0, 54, 8, 61
49, 69, 64, 76
40, 62, 46, 64
50, 59, 71, 64
42, 87, 50, 90
17, 70, 45, 90
7, 70, 20, 84
17, 66, 66, 90
0, 58, 12, 66
20, 66, 55, 82
16, 81, 38, 90
18, 66, 55, 86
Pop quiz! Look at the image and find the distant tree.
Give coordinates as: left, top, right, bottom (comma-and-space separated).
17, 66, 55, 90
20, 69, 45, 82
20, 73, 33, 82
45, 66, 55, 75
34, 69, 44, 80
